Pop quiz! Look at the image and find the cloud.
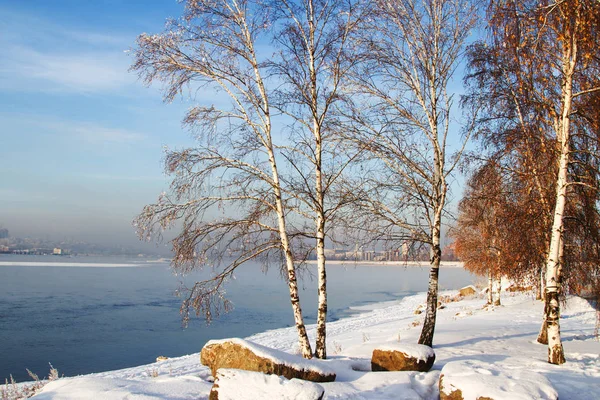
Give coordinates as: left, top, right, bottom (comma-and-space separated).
69, 123, 147, 144
0, 8, 137, 94
0, 113, 147, 145
46, 119, 148, 144
0, 46, 134, 93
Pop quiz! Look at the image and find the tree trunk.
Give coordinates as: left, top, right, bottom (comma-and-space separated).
314, 221, 327, 359
487, 270, 493, 305
418, 230, 442, 347
537, 297, 549, 345
269, 150, 313, 359
493, 276, 501, 306
308, 5, 327, 359
543, 138, 569, 365
536, 266, 543, 301
278, 206, 313, 359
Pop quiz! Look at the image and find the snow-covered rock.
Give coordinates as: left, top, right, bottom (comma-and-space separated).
459, 285, 477, 297
439, 360, 558, 400
209, 369, 324, 400
371, 343, 435, 372
200, 338, 336, 382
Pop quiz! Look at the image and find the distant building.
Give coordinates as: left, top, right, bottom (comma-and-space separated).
53, 248, 62, 255
0, 228, 8, 239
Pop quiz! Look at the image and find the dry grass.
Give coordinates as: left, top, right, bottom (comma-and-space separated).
1, 365, 59, 400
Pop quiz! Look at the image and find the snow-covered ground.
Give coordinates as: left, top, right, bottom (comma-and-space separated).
304, 260, 464, 268
29, 290, 599, 399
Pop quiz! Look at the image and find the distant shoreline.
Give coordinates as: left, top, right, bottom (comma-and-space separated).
0, 261, 146, 268
303, 260, 464, 268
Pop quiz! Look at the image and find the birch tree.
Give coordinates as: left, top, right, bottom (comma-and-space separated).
452, 162, 510, 306
482, 0, 600, 364
343, 0, 478, 347
269, 0, 366, 359
131, 0, 314, 358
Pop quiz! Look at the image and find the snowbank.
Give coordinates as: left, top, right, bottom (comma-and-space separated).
439, 360, 558, 400
211, 369, 324, 400
30, 291, 600, 400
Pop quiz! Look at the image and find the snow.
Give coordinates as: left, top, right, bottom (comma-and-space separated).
30, 290, 600, 400
32, 375, 212, 399
374, 343, 435, 362
440, 360, 558, 400
0, 262, 143, 268
212, 369, 324, 400
204, 338, 335, 376
305, 260, 464, 268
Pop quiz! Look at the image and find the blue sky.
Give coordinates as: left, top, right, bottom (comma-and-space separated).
0, 0, 473, 249
0, 1, 197, 247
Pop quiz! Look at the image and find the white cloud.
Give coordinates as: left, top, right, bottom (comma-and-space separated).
0, 113, 147, 144
64, 122, 147, 144
0, 8, 137, 94
0, 45, 134, 94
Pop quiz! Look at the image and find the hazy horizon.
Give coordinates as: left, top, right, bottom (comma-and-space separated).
0, 1, 465, 251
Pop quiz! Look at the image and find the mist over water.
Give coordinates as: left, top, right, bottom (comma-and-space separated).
0, 255, 473, 382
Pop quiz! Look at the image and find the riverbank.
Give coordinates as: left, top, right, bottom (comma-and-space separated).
303, 260, 464, 268
26, 288, 600, 399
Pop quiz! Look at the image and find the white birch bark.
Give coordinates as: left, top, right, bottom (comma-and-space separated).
493, 276, 501, 306
269, 155, 314, 359
487, 270, 493, 305
543, 33, 577, 365
247, 9, 314, 356
419, 198, 444, 347
537, 267, 544, 301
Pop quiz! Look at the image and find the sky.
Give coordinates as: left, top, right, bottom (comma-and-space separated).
0, 0, 474, 250
0, 0, 201, 248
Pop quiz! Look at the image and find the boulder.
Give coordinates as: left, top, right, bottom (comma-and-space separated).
371, 343, 435, 372
459, 285, 477, 297
209, 369, 324, 400
506, 285, 533, 292
439, 360, 558, 400
200, 338, 336, 383
155, 356, 169, 362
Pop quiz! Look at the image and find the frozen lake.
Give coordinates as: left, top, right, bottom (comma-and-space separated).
0, 254, 472, 382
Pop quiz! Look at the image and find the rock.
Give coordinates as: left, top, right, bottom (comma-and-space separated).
506, 285, 533, 292
156, 356, 169, 362
459, 285, 477, 297
200, 338, 336, 382
371, 343, 435, 372
209, 369, 324, 400
439, 360, 558, 400
414, 309, 423, 315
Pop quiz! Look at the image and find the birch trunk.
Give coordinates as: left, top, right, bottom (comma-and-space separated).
545, 153, 567, 365
314, 116, 327, 359
536, 266, 544, 301
307, 0, 328, 359
315, 217, 327, 359
255, 16, 313, 357
537, 297, 549, 345
269, 154, 314, 359
487, 270, 493, 305
493, 276, 501, 306
418, 221, 442, 347
542, 33, 576, 364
